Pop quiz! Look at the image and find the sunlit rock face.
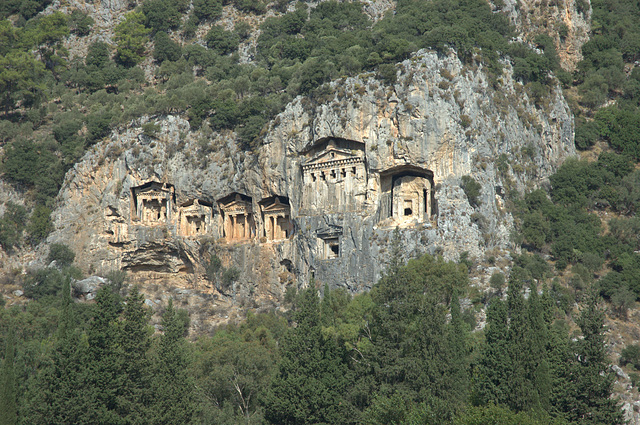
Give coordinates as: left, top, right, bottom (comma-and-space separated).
48, 49, 574, 324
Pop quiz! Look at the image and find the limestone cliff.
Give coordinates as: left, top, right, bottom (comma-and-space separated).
498, 0, 591, 71
47, 49, 574, 328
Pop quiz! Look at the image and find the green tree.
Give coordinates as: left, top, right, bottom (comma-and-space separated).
0, 51, 45, 115
151, 299, 194, 425
461, 175, 482, 207
117, 286, 152, 423
558, 293, 624, 424
0, 324, 17, 425
153, 31, 181, 63
114, 11, 150, 67
473, 299, 510, 406
263, 288, 355, 424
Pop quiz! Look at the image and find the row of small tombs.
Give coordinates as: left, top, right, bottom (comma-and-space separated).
129, 182, 292, 242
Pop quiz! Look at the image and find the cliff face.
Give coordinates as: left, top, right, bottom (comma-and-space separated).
500, 0, 591, 71
48, 50, 574, 327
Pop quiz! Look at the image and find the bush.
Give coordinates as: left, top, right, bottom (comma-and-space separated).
461, 175, 482, 207
205, 255, 222, 282
205, 25, 239, 55
26, 205, 53, 244
0, 202, 27, 251
192, 0, 223, 22
67, 9, 94, 36
153, 32, 182, 63
142, 0, 181, 32
221, 267, 240, 287
620, 344, 640, 370
47, 243, 75, 267
489, 272, 505, 293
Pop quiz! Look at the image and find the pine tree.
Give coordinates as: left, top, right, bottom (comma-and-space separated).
0, 323, 17, 425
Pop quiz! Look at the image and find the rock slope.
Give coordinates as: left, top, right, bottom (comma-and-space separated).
48, 49, 575, 327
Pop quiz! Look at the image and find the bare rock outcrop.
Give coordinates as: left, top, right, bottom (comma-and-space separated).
48, 49, 574, 325
499, 0, 592, 71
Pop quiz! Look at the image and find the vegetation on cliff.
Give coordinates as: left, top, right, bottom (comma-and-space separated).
0, 249, 625, 424
1, 0, 640, 422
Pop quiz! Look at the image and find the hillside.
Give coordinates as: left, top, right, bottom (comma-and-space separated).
2, 0, 640, 423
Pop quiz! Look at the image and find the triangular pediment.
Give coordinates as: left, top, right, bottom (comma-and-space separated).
221, 199, 250, 209
262, 201, 289, 212
304, 148, 358, 166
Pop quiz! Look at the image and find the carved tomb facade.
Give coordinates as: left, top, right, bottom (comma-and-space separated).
218, 193, 255, 242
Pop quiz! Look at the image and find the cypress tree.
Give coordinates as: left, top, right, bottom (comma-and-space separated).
117, 286, 152, 424
473, 298, 510, 406
28, 276, 88, 425
0, 324, 17, 425
506, 276, 534, 412
151, 299, 194, 425
562, 293, 623, 424
263, 288, 355, 424
526, 284, 551, 411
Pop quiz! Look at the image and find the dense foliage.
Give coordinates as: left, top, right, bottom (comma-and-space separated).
0, 242, 625, 424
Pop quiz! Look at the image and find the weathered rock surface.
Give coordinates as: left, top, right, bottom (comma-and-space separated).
499, 0, 592, 71
48, 49, 575, 327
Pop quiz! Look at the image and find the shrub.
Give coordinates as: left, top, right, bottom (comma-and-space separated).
153, 32, 182, 63
620, 344, 640, 370
489, 272, 505, 293
47, 243, 75, 267
222, 267, 240, 286
26, 205, 53, 244
461, 175, 482, 207
205, 25, 239, 55
193, 0, 223, 22
205, 255, 222, 282
0, 202, 27, 251
142, 0, 181, 32
67, 9, 94, 36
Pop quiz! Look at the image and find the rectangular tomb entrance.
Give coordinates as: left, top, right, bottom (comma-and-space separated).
317, 225, 343, 260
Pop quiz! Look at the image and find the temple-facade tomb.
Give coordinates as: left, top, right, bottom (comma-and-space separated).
130, 181, 175, 224
217, 193, 255, 242
300, 138, 367, 213
259, 196, 293, 241
178, 199, 213, 237
378, 166, 435, 225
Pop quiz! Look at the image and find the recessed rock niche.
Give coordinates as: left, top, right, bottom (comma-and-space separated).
130, 181, 175, 224
301, 137, 366, 213
379, 165, 435, 225
259, 196, 293, 241
179, 199, 213, 237
218, 193, 255, 242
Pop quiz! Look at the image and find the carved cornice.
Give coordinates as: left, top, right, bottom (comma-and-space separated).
302, 157, 364, 173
